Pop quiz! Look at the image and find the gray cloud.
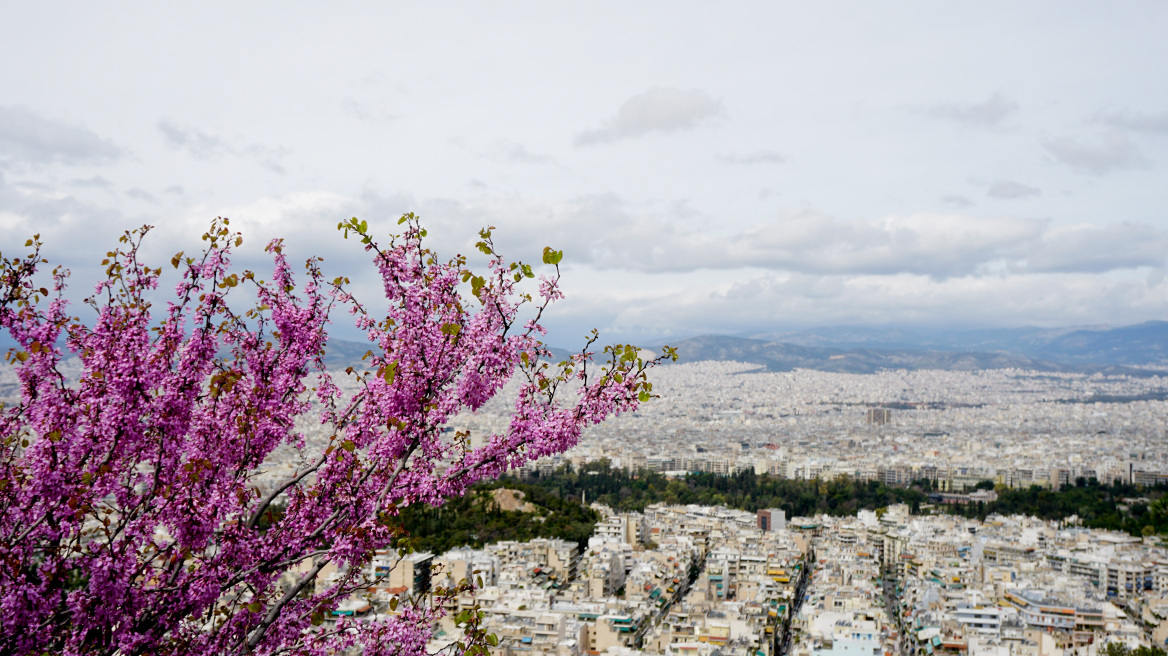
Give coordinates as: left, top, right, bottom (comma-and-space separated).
377, 192, 1162, 279
486, 141, 558, 166
575, 88, 724, 146
601, 267, 1168, 337
1099, 109, 1168, 133
927, 93, 1018, 127
10, 182, 1159, 348
721, 150, 785, 165
0, 105, 121, 168
719, 211, 1047, 277
987, 181, 1041, 199
1042, 133, 1149, 175
158, 121, 230, 158
158, 121, 288, 173
126, 188, 156, 203
941, 194, 974, 207
67, 175, 114, 189
0, 176, 126, 268
341, 97, 399, 124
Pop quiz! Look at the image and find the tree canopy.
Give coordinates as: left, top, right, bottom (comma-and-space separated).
0, 216, 671, 656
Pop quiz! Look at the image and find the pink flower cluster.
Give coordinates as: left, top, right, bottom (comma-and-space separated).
0, 217, 672, 656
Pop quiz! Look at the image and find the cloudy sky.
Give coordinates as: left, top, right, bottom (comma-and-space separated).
3, 3, 1168, 347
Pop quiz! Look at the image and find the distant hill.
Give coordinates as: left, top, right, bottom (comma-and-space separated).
732, 321, 1168, 370
660, 334, 1062, 374
1028, 321, 1168, 365
7, 320, 1168, 374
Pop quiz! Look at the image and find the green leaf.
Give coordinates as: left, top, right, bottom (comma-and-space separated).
487, 634, 499, 647
382, 361, 398, 384
639, 391, 651, 403
311, 610, 324, 626
390, 597, 399, 611
341, 440, 356, 452
441, 323, 462, 337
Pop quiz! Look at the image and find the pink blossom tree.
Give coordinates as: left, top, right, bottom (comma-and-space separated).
0, 215, 674, 656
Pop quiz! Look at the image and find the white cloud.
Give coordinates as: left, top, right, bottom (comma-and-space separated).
575, 88, 724, 146
1025, 223, 1168, 273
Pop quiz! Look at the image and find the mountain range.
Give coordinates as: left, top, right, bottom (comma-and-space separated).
652, 321, 1168, 374
5, 321, 1168, 375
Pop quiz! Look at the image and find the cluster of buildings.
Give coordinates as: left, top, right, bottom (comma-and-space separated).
792, 506, 1168, 656
287, 360, 1168, 654
314, 502, 809, 656
238, 360, 1168, 504
461, 362, 1168, 492
312, 502, 1168, 656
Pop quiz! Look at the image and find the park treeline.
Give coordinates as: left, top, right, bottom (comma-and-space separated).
508, 462, 926, 517
396, 482, 601, 554
941, 477, 1168, 535
398, 463, 1168, 551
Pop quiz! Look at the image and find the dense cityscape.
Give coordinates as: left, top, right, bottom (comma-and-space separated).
475, 362, 1168, 491
6, 350, 1167, 656
283, 360, 1168, 655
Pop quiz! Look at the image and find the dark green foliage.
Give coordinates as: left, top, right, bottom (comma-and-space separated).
505, 461, 926, 517
396, 481, 601, 553
968, 480, 1168, 536
398, 464, 1168, 554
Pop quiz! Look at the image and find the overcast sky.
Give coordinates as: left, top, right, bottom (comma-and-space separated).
3, 3, 1168, 347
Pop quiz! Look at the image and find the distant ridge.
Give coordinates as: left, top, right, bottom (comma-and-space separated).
659, 334, 1062, 374
7, 321, 1168, 374
738, 321, 1168, 365
653, 322, 1168, 374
